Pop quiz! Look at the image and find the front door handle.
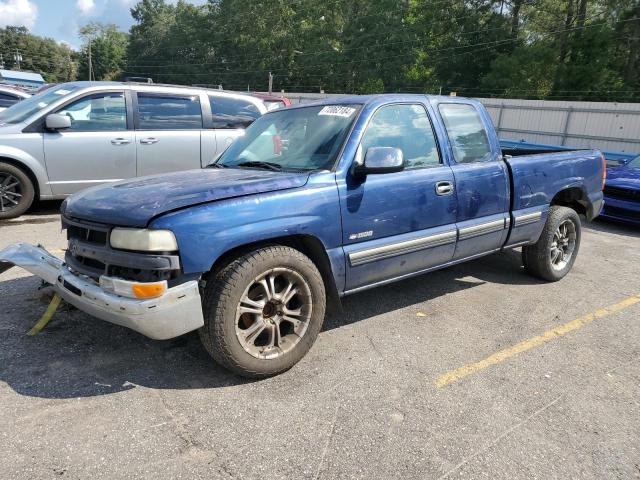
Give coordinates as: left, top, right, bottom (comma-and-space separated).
435, 181, 454, 196
111, 138, 131, 145
140, 137, 159, 145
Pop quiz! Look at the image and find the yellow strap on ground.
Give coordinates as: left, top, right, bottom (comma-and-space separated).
27, 293, 62, 336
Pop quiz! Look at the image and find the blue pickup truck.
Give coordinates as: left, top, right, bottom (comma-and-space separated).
0, 94, 605, 377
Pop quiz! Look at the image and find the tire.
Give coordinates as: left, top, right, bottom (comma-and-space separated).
522, 206, 581, 282
199, 245, 326, 378
0, 162, 35, 220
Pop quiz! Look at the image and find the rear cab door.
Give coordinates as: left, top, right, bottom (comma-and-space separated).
432, 98, 511, 260
132, 88, 203, 176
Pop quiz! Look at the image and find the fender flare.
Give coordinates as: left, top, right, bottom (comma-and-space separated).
0, 145, 51, 197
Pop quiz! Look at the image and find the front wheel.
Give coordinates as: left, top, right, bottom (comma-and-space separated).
522, 206, 581, 282
199, 246, 326, 378
0, 162, 35, 220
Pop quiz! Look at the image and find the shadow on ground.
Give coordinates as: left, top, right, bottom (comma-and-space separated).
0, 249, 537, 400
0, 200, 64, 227
586, 218, 640, 238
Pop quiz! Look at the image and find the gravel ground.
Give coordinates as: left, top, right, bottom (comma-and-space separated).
1, 202, 639, 480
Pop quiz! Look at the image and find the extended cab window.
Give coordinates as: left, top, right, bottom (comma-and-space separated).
55, 92, 127, 131
360, 104, 440, 169
209, 95, 261, 129
438, 103, 492, 163
137, 93, 202, 130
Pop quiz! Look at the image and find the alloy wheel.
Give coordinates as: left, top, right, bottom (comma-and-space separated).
550, 219, 576, 270
235, 268, 313, 360
0, 173, 23, 213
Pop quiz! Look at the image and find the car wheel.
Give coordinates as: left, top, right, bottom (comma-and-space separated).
199, 245, 326, 378
522, 206, 581, 282
0, 162, 35, 220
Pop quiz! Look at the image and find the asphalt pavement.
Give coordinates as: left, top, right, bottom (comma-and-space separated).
1, 202, 639, 479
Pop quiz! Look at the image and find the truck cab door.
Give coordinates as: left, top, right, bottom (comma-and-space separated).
134, 92, 202, 176
43, 90, 136, 195
437, 102, 510, 260
338, 102, 458, 293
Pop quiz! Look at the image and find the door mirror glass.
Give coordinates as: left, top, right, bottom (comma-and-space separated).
356, 146, 405, 175
45, 113, 71, 130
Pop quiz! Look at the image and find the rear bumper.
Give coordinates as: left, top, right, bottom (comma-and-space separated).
0, 243, 204, 340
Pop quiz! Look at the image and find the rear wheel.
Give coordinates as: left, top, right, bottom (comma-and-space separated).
199, 246, 326, 378
522, 206, 581, 282
0, 162, 35, 220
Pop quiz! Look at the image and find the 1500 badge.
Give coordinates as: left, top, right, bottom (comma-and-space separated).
349, 231, 373, 240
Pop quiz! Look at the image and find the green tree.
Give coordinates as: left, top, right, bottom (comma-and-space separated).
120, 0, 640, 101
78, 23, 129, 81
0, 26, 76, 83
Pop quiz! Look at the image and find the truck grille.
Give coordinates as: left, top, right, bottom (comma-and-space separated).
604, 186, 639, 202
62, 217, 111, 277
61, 216, 181, 282
65, 221, 109, 246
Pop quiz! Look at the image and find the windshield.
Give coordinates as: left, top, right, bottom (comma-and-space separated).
0, 85, 81, 124
629, 155, 640, 168
215, 104, 361, 172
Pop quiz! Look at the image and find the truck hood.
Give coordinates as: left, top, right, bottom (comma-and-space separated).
606, 165, 640, 190
62, 168, 310, 227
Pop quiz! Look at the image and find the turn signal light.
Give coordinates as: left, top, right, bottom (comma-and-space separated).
132, 282, 167, 299
99, 276, 168, 299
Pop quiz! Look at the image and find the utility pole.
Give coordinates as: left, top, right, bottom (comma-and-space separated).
13, 49, 22, 70
88, 38, 93, 81
268, 72, 273, 95
0, 54, 4, 69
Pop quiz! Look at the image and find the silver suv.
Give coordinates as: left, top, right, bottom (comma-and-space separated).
0, 82, 268, 219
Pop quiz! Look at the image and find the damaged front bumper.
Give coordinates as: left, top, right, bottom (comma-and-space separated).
0, 243, 204, 340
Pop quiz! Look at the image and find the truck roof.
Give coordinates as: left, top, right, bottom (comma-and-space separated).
285, 93, 478, 111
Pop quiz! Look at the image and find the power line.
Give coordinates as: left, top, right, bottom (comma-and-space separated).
123, 14, 632, 80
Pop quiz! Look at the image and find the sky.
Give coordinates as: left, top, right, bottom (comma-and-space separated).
0, 0, 207, 50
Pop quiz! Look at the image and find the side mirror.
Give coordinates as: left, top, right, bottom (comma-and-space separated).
45, 113, 71, 130
355, 146, 405, 176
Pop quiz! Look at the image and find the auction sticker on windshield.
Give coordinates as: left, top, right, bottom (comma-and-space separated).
318, 106, 356, 117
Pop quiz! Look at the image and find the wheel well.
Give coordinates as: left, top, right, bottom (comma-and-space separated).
550, 187, 587, 216
207, 235, 342, 314
0, 156, 40, 199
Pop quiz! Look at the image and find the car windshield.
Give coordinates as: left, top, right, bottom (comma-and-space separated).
0, 84, 81, 124
215, 104, 361, 172
628, 155, 640, 168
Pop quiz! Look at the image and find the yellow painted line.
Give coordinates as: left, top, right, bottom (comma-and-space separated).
434, 294, 640, 388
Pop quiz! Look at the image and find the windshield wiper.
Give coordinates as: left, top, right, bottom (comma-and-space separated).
236, 161, 283, 171
207, 162, 228, 169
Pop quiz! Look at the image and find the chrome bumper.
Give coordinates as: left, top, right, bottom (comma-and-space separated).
0, 243, 204, 340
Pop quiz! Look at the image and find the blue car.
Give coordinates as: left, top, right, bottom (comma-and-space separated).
601, 155, 640, 225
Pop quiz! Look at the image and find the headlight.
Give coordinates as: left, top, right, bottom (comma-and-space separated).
109, 228, 178, 252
